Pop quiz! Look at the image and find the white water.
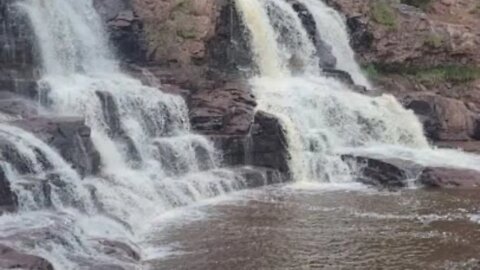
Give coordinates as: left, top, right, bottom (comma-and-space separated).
0, 0, 249, 268
234, 0, 480, 182
297, 0, 371, 87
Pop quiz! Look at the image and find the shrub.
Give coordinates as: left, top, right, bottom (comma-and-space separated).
371, 0, 396, 28
424, 33, 444, 48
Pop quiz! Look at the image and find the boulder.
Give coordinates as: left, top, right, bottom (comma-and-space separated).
249, 111, 290, 176
0, 244, 54, 270
402, 93, 476, 141
210, 110, 291, 180
12, 117, 101, 177
418, 167, 480, 188
341, 155, 411, 189
342, 153, 480, 189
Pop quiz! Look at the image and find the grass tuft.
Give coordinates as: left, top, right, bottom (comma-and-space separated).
371, 0, 397, 28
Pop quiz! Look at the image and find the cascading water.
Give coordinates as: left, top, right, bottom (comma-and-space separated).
0, 0, 248, 268
234, 0, 480, 182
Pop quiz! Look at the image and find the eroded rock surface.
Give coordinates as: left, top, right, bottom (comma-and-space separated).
343, 154, 480, 189
0, 244, 54, 270
12, 117, 101, 177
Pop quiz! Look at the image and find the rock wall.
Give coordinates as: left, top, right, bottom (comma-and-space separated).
325, 0, 480, 151
107, 0, 292, 180
0, 0, 39, 96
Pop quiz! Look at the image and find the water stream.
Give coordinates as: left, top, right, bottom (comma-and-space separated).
0, 0, 479, 269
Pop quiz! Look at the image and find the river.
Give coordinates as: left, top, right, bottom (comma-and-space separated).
145, 184, 480, 270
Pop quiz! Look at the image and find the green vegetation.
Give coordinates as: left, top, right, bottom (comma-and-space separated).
424, 33, 444, 48
365, 63, 480, 84
371, 0, 397, 28
400, 0, 433, 10
177, 28, 197, 39
414, 66, 480, 84
470, 3, 480, 14
362, 64, 380, 80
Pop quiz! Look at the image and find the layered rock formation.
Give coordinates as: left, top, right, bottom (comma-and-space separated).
99, 0, 292, 181
325, 0, 480, 153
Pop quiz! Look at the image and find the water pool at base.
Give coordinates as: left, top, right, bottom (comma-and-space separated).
144, 184, 480, 270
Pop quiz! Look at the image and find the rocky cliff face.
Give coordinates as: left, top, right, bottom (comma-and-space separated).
325, 0, 480, 152
0, 0, 291, 200
95, 0, 291, 180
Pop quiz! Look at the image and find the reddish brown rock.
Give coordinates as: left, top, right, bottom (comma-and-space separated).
325, 0, 480, 67
189, 81, 257, 135
418, 167, 480, 188
402, 92, 477, 141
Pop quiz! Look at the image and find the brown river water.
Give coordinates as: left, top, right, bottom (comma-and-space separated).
143, 183, 480, 270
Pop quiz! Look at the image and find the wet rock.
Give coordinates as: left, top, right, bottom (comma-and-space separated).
95, 239, 140, 262
12, 116, 101, 177
234, 166, 286, 188
207, 0, 254, 75
107, 10, 146, 63
189, 81, 257, 135
0, 244, 54, 270
418, 167, 480, 188
341, 155, 410, 189
0, 166, 17, 214
94, 0, 146, 63
0, 91, 39, 118
210, 110, 291, 180
0, 139, 38, 174
402, 93, 476, 141
0, 0, 39, 76
323, 68, 355, 85
345, 16, 373, 53
288, 0, 336, 69
95, 91, 141, 164
249, 111, 290, 176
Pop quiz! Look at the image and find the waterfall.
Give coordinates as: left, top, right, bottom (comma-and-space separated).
234, 0, 480, 182
297, 0, 371, 87
0, 0, 248, 268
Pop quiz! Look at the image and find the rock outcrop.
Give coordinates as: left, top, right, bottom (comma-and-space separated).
402, 92, 478, 141
325, 0, 480, 67
418, 167, 480, 188
0, 0, 39, 96
343, 153, 480, 189
190, 81, 291, 180
0, 244, 53, 270
12, 116, 101, 177
0, 166, 17, 213
324, 0, 480, 152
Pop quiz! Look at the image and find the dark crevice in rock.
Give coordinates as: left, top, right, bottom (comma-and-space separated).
206, 0, 254, 78
96, 91, 142, 165
288, 0, 337, 69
